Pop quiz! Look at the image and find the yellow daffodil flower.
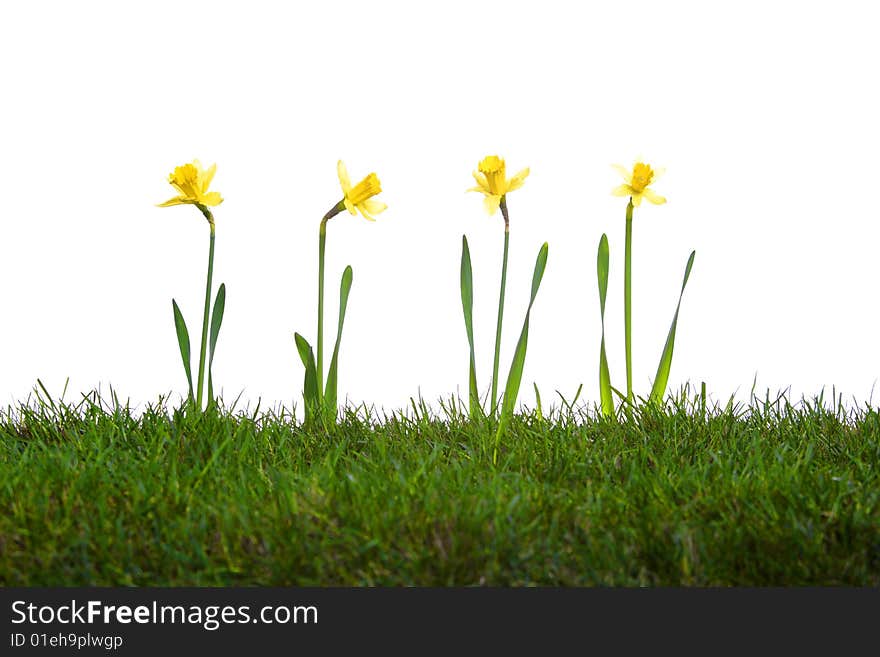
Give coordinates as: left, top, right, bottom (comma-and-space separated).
337, 160, 386, 222
468, 155, 530, 215
611, 161, 666, 207
158, 160, 223, 210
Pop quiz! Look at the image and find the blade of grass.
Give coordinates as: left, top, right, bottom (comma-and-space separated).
572, 382, 583, 406
206, 283, 226, 408
494, 242, 549, 463
460, 235, 481, 420
324, 265, 353, 425
556, 383, 585, 416
172, 299, 194, 401
649, 250, 696, 405
597, 233, 614, 418
534, 382, 543, 423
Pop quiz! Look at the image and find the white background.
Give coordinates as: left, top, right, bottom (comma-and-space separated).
1, 1, 878, 415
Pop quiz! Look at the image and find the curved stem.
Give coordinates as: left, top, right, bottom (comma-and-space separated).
195, 216, 216, 411
317, 224, 326, 404
491, 197, 511, 417
624, 199, 634, 403
317, 201, 345, 406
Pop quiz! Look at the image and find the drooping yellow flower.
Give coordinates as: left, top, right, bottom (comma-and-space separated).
611, 161, 666, 207
337, 160, 387, 222
468, 155, 530, 215
158, 160, 223, 209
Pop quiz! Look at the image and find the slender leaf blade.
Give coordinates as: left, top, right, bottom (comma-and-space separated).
324, 265, 353, 424
599, 337, 613, 417
208, 283, 226, 361
650, 250, 696, 404
500, 319, 530, 423
597, 234, 610, 314
294, 332, 320, 426
460, 235, 481, 420
597, 234, 613, 417
172, 299, 194, 401
495, 242, 548, 458
294, 333, 311, 369
207, 283, 226, 407
529, 242, 549, 300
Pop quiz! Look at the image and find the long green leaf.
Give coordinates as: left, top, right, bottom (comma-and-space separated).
460, 235, 481, 420
172, 299, 194, 401
650, 250, 696, 405
294, 332, 320, 426
495, 242, 549, 462
207, 282, 226, 408
324, 265, 353, 424
597, 234, 613, 417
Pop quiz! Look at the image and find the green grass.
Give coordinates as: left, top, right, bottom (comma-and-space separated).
1, 384, 878, 586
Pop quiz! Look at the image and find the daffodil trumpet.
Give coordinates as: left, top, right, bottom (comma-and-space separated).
159, 160, 226, 411
295, 161, 385, 428
598, 161, 695, 416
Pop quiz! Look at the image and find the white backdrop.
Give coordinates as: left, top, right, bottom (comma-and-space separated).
1, 1, 878, 414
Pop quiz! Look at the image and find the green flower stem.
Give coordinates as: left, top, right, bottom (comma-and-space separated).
624, 199, 634, 403
317, 224, 327, 404
491, 196, 510, 417
318, 201, 346, 406
195, 207, 216, 411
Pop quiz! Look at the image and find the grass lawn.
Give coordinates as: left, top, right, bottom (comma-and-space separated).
1, 386, 878, 586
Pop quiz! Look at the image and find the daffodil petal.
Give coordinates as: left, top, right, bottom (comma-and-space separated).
344, 198, 357, 215
611, 184, 632, 197
650, 166, 666, 181
337, 160, 351, 194
612, 164, 632, 184
631, 193, 644, 207
471, 171, 490, 195
642, 188, 666, 205
483, 194, 502, 215
202, 163, 217, 192
361, 198, 387, 216
357, 205, 377, 222
506, 167, 530, 192
157, 196, 188, 207
201, 191, 223, 206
